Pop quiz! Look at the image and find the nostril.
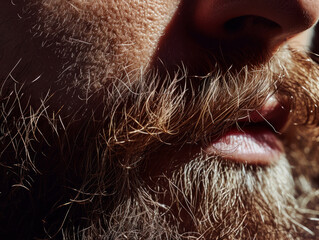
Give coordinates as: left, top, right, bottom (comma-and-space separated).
189, 14, 286, 69
224, 16, 249, 33
193, 0, 319, 55
224, 15, 280, 35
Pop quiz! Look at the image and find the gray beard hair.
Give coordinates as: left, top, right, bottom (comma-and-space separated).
71, 48, 319, 239
78, 155, 313, 240
1, 46, 319, 239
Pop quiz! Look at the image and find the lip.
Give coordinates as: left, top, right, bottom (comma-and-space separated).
238, 95, 290, 131
204, 96, 291, 165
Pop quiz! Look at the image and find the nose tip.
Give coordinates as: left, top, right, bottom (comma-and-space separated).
193, 0, 319, 51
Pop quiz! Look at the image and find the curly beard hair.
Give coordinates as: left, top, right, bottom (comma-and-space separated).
1, 44, 319, 239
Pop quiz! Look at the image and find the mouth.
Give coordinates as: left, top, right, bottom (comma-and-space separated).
204, 95, 291, 165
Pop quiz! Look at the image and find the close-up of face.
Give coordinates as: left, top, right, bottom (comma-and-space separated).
1, 0, 319, 239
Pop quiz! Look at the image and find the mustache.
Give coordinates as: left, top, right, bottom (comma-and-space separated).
2, 46, 318, 184
98, 47, 319, 158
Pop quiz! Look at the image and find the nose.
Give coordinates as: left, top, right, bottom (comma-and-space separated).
193, 0, 319, 51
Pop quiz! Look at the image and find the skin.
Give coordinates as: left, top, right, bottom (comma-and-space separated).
1, 1, 316, 103
1, 0, 319, 239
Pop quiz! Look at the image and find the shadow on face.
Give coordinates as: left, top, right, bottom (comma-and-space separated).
0, 1, 319, 240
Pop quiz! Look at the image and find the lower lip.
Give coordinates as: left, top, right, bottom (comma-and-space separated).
204, 126, 284, 165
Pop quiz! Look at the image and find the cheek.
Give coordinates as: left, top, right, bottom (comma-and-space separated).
34, 0, 180, 85
100, 0, 180, 71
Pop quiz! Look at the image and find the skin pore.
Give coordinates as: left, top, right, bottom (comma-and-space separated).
1, 0, 319, 239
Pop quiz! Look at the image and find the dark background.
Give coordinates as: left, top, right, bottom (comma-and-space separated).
311, 22, 319, 61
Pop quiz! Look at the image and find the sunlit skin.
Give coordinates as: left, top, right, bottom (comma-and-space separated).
1, 0, 319, 239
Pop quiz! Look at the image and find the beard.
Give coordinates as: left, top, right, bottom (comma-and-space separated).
96, 156, 297, 239
1, 46, 319, 239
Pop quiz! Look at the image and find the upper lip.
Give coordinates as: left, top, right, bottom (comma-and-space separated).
237, 95, 291, 134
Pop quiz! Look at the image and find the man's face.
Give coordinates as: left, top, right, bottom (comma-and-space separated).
1, 0, 319, 239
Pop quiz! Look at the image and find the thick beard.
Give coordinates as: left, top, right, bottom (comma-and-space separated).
1, 47, 319, 239
92, 155, 299, 240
